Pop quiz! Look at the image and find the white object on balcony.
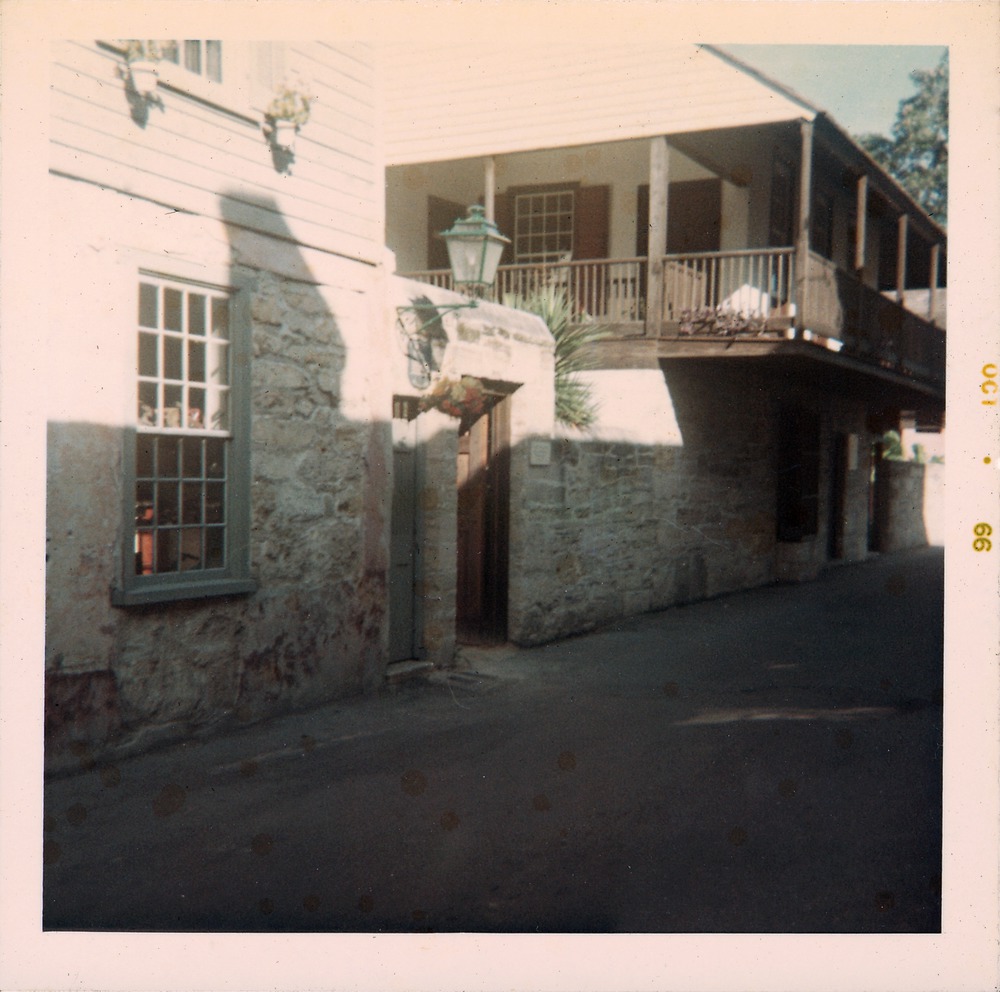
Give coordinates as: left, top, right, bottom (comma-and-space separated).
722, 283, 770, 318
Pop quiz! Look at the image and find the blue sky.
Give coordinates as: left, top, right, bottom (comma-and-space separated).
717, 45, 947, 138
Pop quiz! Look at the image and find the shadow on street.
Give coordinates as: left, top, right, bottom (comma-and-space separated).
44, 548, 943, 933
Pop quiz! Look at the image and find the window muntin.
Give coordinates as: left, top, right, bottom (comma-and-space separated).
132, 277, 236, 582
135, 434, 228, 576
137, 280, 230, 433
513, 191, 574, 264
159, 40, 224, 84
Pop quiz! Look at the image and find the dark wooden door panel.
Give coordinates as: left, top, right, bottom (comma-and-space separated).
456, 394, 510, 644
637, 179, 722, 255
428, 196, 467, 270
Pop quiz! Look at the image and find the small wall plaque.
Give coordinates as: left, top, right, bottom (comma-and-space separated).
529, 440, 552, 467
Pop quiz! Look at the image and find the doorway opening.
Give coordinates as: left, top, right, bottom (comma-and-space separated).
827, 433, 849, 559
456, 392, 512, 645
389, 399, 421, 663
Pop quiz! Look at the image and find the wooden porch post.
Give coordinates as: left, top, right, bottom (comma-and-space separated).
795, 119, 814, 328
645, 135, 669, 336
854, 175, 868, 274
896, 214, 908, 305
484, 156, 496, 222
928, 241, 941, 323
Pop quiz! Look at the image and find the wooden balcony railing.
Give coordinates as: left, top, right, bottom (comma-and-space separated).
802, 251, 945, 387
401, 247, 943, 387
403, 258, 648, 321
659, 248, 796, 325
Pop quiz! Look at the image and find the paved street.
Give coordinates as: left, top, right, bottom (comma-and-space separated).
44, 548, 943, 933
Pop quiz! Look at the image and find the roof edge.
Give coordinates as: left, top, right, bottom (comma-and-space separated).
702, 45, 946, 240
699, 44, 820, 120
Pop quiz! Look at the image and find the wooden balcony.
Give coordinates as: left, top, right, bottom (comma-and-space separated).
402, 248, 945, 392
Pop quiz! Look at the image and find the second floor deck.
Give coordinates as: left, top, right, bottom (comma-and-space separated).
404, 247, 945, 394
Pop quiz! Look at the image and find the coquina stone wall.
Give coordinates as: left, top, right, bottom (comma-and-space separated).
877, 459, 944, 551
45, 205, 554, 772
45, 179, 393, 771
508, 360, 875, 646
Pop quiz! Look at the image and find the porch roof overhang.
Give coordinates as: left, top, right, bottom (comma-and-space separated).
812, 115, 946, 245
586, 334, 944, 423
656, 337, 945, 420
383, 41, 945, 252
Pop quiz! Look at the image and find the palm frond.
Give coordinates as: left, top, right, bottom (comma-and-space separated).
504, 288, 609, 431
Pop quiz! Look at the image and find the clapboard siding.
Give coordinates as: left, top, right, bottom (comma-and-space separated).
49, 95, 376, 241
53, 43, 377, 177
51, 41, 380, 263
52, 81, 375, 209
384, 43, 815, 164
50, 141, 377, 265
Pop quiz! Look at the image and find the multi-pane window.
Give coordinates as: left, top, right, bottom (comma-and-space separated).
160, 40, 223, 84
132, 277, 233, 581
513, 191, 574, 263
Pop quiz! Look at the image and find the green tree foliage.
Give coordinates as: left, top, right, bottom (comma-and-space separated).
858, 52, 948, 226
881, 429, 944, 464
503, 288, 607, 431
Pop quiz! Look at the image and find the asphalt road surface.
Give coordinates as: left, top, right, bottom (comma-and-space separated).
43, 548, 943, 933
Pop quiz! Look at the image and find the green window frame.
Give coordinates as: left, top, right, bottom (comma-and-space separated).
112, 273, 255, 606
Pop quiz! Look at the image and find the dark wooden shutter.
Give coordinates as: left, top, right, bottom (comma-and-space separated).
769, 153, 796, 248
573, 185, 610, 259
494, 192, 514, 265
636, 184, 650, 257
427, 196, 466, 270
636, 179, 722, 255
669, 179, 721, 253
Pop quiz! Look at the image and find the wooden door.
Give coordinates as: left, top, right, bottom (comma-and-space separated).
456, 395, 511, 644
868, 439, 890, 552
389, 413, 419, 661
636, 179, 723, 255
827, 433, 849, 559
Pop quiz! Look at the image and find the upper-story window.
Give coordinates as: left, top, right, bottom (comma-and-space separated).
112, 39, 253, 115
159, 40, 223, 84
513, 190, 575, 264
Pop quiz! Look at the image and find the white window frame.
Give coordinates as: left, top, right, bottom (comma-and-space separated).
106, 40, 256, 120
513, 190, 575, 264
112, 272, 255, 606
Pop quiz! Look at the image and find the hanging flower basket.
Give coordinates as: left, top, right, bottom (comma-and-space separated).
264, 83, 313, 154
271, 118, 299, 151
417, 376, 489, 421
118, 40, 163, 99
128, 60, 159, 98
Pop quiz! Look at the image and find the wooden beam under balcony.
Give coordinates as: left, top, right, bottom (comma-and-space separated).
855, 175, 867, 274
929, 243, 941, 323
645, 136, 669, 337
655, 337, 945, 408
795, 120, 814, 326
896, 214, 909, 306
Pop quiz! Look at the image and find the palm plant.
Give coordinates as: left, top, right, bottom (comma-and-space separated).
503, 287, 608, 431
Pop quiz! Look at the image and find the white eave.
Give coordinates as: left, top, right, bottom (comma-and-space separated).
382, 42, 817, 166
